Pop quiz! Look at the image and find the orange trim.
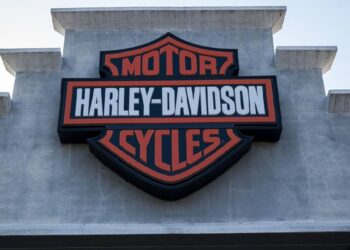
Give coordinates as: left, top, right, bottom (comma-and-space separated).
122, 56, 141, 76
63, 79, 276, 126
159, 44, 179, 76
171, 129, 187, 171
99, 129, 241, 184
203, 129, 220, 156
186, 129, 202, 165
104, 36, 234, 76
179, 50, 198, 76
142, 50, 160, 76
119, 130, 136, 156
134, 130, 154, 163
154, 130, 171, 171
199, 55, 218, 75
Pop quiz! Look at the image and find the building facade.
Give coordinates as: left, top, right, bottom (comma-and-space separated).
0, 6, 349, 249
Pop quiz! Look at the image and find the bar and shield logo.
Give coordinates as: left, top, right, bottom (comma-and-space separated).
58, 33, 282, 200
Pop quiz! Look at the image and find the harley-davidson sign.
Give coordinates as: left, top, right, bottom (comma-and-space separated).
58, 33, 282, 200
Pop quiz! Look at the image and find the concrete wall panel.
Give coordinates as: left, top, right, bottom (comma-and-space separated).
0, 8, 349, 235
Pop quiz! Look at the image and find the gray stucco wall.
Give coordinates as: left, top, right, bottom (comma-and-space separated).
0, 10, 349, 235
62, 29, 276, 77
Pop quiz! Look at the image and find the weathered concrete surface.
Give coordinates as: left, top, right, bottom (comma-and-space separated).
0, 221, 350, 235
276, 66, 350, 222
62, 29, 277, 79
276, 46, 337, 74
0, 92, 11, 116
327, 89, 350, 113
51, 6, 286, 35
0, 7, 350, 236
0, 48, 62, 76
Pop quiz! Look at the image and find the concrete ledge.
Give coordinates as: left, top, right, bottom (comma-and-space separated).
276, 46, 337, 74
0, 92, 11, 116
327, 89, 350, 113
0, 221, 349, 235
51, 6, 286, 35
0, 48, 62, 76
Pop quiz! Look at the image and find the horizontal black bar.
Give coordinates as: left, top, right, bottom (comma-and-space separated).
0, 232, 349, 249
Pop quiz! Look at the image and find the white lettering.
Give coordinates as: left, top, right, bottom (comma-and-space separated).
89, 88, 103, 116
129, 88, 140, 116
249, 86, 265, 115
104, 88, 118, 116
186, 87, 200, 116
235, 86, 250, 115
75, 88, 90, 117
162, 88, 175, 115
140, 87, 154, 116
175, 87, 190, 116
221, 86, 235, 115
118, 88, 128, 116
207, 86, 221, 115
